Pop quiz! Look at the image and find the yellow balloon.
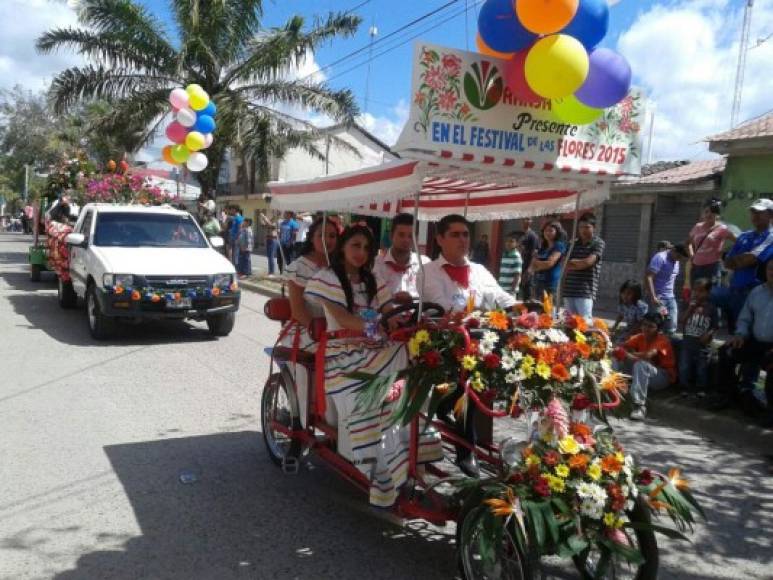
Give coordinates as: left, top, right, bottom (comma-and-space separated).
185, 131, 206, 151
524, 35, 589, 99
552, 95, 603, 125
189, 91, 210, 111
170, 144, 190, 163
185, 84, 204, 97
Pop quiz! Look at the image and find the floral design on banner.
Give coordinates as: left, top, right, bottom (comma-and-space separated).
414, 48, 477, 134
587, 93, 644, 161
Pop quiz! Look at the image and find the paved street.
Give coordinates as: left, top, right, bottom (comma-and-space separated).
0, 231, 771, 580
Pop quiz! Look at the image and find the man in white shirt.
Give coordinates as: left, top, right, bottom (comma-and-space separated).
373, 213, 430, 301
419, 214, 517, 478
294, 213, 313, 257
419, 215, 517, 313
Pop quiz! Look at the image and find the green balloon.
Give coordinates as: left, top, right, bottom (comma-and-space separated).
552, 95, 603, 125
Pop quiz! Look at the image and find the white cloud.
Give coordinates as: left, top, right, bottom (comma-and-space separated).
357, 99, 409, 146
0, 0, 83, 92
619, 0, 773, 161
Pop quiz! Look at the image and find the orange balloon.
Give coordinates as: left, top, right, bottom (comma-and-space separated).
162, 145, 177, 165
516, 0, 579, 35
476, 33, 515, 60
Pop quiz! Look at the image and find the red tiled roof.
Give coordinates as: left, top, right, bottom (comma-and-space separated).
618, 158, 726, 186
706, 112, 773, 142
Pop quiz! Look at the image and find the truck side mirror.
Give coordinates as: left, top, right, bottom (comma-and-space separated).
209, 236, 224, 249
65, 232, 86, 247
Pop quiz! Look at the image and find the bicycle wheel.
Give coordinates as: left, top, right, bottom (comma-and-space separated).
261, 372, 302, 467
573, 498, 658, 580
457, 503, 537, 580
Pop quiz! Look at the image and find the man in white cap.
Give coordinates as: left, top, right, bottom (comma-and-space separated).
713, 198, 773, 333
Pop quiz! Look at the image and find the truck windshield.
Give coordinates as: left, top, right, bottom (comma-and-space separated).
93, 212, 208, 248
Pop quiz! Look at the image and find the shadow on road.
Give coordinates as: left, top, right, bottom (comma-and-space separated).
51, 431, 457, 580
3, 272, 223, 347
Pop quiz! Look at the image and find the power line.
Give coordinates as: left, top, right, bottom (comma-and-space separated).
303, 0, 462, 82
325, 0, 483, 85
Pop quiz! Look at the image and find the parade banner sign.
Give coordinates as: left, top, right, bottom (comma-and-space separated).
394, 43, 644, 177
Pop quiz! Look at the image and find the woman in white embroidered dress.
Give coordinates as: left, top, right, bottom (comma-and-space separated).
305, 224, 440, 507
281, 217, 339, 423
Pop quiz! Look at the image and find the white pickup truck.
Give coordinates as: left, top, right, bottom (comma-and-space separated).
60, 204, 240, 339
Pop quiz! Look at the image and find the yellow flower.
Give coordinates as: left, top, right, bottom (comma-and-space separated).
462, 355, 478, 371
587, 462, 602, 481
558, 435, 581, 455
615, 452, 626, 465
520, 355, 535, 379
603, 512, 616, 527
470, 372, 485, 392
525, 455, 541, 467
414, 329, 430, 345
408, 338, 421, 358
555, 464, 570, 479
535, 361, 551, 380
546, 475, 565, 493
574, 330, 587, 344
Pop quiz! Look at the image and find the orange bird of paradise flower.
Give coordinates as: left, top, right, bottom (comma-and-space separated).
601, 372, 629, 393
484, 488, 518, 517
667, 467, 690, 491
542, 291, 553, 317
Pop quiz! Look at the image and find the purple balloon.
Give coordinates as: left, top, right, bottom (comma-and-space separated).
574, 48, 632, 109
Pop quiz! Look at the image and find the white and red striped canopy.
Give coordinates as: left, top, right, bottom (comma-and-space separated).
268, 155, 610, 222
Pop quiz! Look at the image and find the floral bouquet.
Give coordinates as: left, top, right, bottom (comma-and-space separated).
81, 172, 177, 205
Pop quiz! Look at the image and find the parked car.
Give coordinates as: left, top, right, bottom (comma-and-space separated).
61, 204, 240, 339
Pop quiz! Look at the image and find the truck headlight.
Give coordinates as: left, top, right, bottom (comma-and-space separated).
103, 274, 134, 288
213, 273, 234, 288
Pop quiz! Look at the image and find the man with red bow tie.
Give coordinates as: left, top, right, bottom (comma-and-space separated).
419, 214, 517, 478
420, 214, 517, 314
373, 213, 430, 301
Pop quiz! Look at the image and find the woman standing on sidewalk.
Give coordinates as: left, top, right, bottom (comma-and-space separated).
259, 211, 279, 277
686, 198, 736, 285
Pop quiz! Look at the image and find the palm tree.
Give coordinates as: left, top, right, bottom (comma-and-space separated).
37, 0, 361, 195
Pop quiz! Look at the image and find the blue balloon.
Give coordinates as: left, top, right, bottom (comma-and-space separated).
201, 101, 217, 117
194, 114, 215, 134
478, 0, 536, 54
562, 0, 609, 50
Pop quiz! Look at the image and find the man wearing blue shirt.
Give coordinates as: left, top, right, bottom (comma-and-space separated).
712, 199, 773, 333
278, 211, 299, 272
711, 259, 773, 426
229, 206, 244, 267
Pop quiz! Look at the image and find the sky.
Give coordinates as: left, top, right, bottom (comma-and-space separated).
2, 0, 773, 163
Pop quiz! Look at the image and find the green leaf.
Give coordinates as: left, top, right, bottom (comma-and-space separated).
624, 522, 690, 542
599, 537, 645, 565
523, 501, 546, 551
540, 502, 561, 545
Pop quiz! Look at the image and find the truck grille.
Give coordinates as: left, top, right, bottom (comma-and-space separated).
140, 275, 210, 290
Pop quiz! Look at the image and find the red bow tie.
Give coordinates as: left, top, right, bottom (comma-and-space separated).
386, 261, 409, 274
443, 263, 470, 288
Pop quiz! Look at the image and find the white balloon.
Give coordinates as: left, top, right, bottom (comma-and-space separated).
202, 133, 214, 149
176, 108, 197, 128
169, 88, 189, 109
186, 152, 208, 172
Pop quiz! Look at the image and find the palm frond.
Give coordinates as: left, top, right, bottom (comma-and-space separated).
74, 0, 176, 64
47, 65, 174, 113
89, 89, 169, 152
37, 28, 174, 74
223, 12, 360, 88
236, 80, 359, 122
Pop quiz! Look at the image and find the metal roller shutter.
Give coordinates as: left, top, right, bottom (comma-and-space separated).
602, 204, 643, 262
650, 197, 702, 289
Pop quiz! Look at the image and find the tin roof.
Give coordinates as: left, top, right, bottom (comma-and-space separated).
617, 158, 726, 187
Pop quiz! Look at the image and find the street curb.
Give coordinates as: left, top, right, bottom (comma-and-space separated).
239, 279, 282, 299
648, 394, 773, 455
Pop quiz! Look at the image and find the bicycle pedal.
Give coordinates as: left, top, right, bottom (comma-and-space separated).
281, 456, 300, 475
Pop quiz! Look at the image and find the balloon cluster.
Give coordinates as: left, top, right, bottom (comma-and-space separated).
476, 0, 632, 125
162, 85, 217, 172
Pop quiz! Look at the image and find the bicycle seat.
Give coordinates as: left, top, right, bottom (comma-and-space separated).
270, 346, 316, 367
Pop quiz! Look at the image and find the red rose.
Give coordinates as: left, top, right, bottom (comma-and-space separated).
533, 476, 551, 497
508, 472, 525, 484
466, 317, 481, 329
543, 450, 560, 466
638, 469, 654, 486
572, 394, 592, 410
423, 350, 442, 368
484, 353, 501, 369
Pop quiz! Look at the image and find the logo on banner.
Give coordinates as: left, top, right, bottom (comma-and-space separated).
463, 61, 503, 111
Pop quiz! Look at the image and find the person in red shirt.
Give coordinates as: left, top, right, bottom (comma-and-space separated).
616, 312, 677, 421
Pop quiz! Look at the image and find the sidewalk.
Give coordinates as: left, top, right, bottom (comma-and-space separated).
240, 251, 773, 452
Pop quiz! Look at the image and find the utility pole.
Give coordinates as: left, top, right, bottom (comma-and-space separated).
731, 0, 754, 128
363, 23, 378, 115
646, 107, 656, 165
23, 164, 30, 202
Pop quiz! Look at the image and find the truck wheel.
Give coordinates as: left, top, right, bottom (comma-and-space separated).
86, 283, 115, 340
30, 264, 41, 282
207, 312, 235, 336
58, 277, 78, 309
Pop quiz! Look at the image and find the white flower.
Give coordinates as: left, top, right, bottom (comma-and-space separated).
505, 371, 518, 383
478, 344, 493, 357
626, 499, 635, 511
601, 359, 613, 376
576, 482, 595, 498
515, 369, 528, 382
569, 366, 579, 378
481, 330, 498, 347
501, 354, 516, 371
511, 350, 523, 361
580, 499, 604, 520
546, 328, 569, 343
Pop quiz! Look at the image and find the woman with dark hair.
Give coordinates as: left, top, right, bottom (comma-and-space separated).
529, 220, 567, 300
611, 279, 649, 342
686, 198, 736, 285
615, 311, 677, 421
305, 224, 440, 507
